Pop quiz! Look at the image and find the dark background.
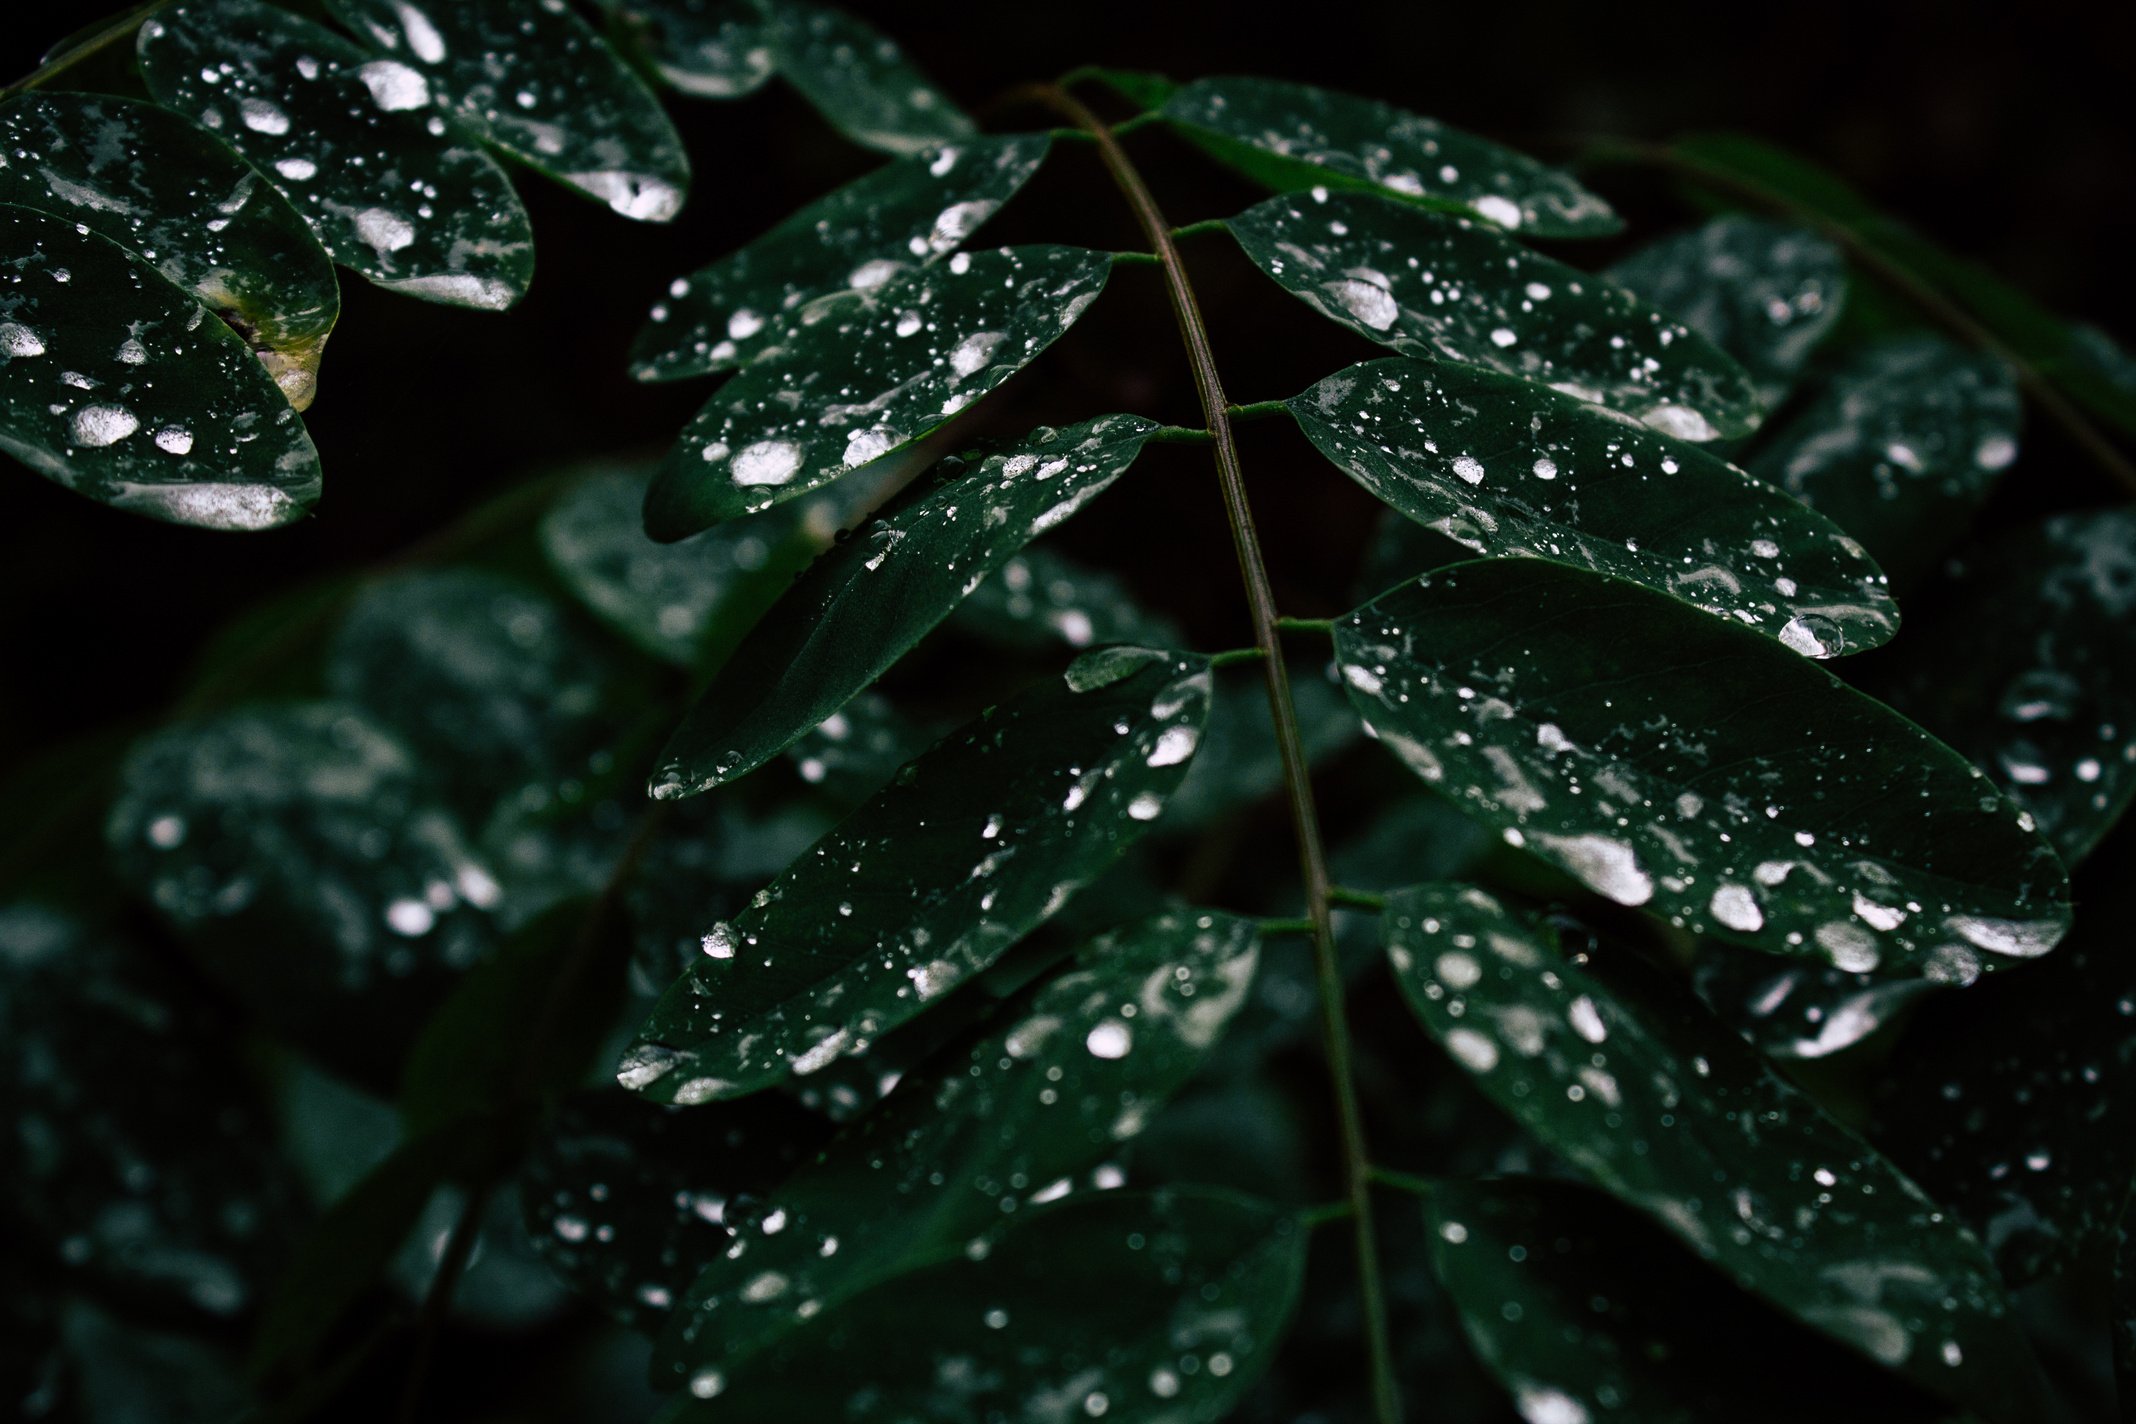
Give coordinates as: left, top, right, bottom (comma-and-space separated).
3, 0, 2132, 755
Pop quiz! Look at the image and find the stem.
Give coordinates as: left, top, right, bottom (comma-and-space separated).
3, 0, 173, 98
1258, 915, 1317, 936
1369, 1166, 1438, 1200
1225, 400, 1290, 422
1028, 82, 1402, 1424
1328, 885, 1387, 912
1209, 646, 1265, 668
1276, 616, 1335, 635
395, 1180, 494, 1424
1171, 218, 1231, 242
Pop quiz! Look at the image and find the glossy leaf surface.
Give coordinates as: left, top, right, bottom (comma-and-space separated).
623, 648, 1213, 1100
652, 414, 1157, 794
1231, 190, 1759, 438
138, 0, 535, 310
1336, 562, 2069, 978
1291, 358, 1897, 656
648, 244, 1112, 538
632, 133, 1050, 380
601, 0, 773, 99
763, 3, 976, 156
1161, 77, 1617, 237
952, 543, 1184, 651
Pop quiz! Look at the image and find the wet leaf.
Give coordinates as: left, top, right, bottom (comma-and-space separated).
763, 3, 975, 156
631, 133, 1050, 381
138, 0, 535, 310
0, 205, 319, 529
1230, 190, 1759, 438
1607, 215, 1847, 409
680, 1190, 1304, 1422
1385, 882, 2048, 1417
599, 0, 773, 100
1335, 561, 2070, 978
1291, 358, 1897, 656
783, 692, 929, 805
1160, 77, 1618, 238
324, 0, 691, 222
950, 544, 1184, 652
621, 647, 1213, 1101
1164, 662, 1359, 828
1692, 947, 1934, 1060
653, 912, 1261, 1385
646, 244, 1113, 539
1749, 335, 2021, 586
0, 92, 340, 410
652, 414, 1158, 794
1426, 1176, 1944, 1423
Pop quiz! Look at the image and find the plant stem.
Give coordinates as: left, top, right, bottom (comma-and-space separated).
1209, 646, 1266, 668
1171, 218, 1231, 242
2, 0, 173, 98
394, 1179, 494, 1424
1147, 423, 1216, 446
1027, 81, 1402, 1424
1276, 615, 1335, 635
1258, 915, 1317, 936
1328, 885, 1386, 912
1369, 1166, 1438, 1199
1225, 399, 1290, 422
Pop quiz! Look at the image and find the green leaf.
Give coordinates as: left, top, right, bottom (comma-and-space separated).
1290, 358, 1898, 657
323, 0, 691, 221
782, 691, 929, 804
599, 0, 774, 100
674, 1189, 1304, 1421
631, 133, 1051, 381
652, 414, 1158, 794
1229, 190, 1760, 438
1335, 561, 2069, 978
653, 911, 1260, 1384
0, 205, 320, 529
762, 3, 975, 157
1607, 215, 1847, 408
1384, 883, 2048, 1417
1164, 662, 1359, 828
1748, 334, 2021, 586
1083, 68, 1178, 111
1160, 77, 1618, 238
138, 0, 535, 310
622, 646, 1213, 1100
951, 543, 1184, 652
646, 244, 1113, 539
1692, 948, 1933, 1060
0, 92, 340, 410
1425, 1176, 1946, 1424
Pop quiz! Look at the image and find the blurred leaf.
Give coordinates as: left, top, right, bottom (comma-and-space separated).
2118, 1201, 2136, 1423
1161, 77, 1617, 238
1292, 357, 1898, 656
652, 414, 1157, 794
1084, 68, 1177, 111
1385, 882, 2048, 1417
1335, 561, 2069, 977
0, 205, 319, 528
138, 0, 534, 310
782, 691, 930, 805
762, 3, 975, 156
1163, 661, 1358, 828
600, 0, 774, 100
950, 543, 1184, 652
622, 647, 1213, 1101
60, 1303, 248, 1424
631, 133, 1050, 380
1231, 190, 1759, 438
647, 245, 1114, 539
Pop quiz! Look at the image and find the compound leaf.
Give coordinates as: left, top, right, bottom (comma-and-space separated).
763, 3, 975, 156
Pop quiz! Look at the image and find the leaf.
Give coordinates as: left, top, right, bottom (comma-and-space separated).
783, 691, 929, 805
1692, 947, 1934, 1060
1869, 506, 2136, 864
674, 1190, 1304, 1421
0, 92, 340, 410
630, 133, 1051, 381
138, 0, 535, 311
600, 0, 774, 100
1748, 334, 2021, 586
1163, 662, 1359, 828
1607, 215, 1848, 408
0, 205, 320, 529
1425, 1176, 1945, 1424
646, 244, 1114, 539
651, 414, 1158, 793
762, 3, 975, 157
1335, 561, 2070, 978
653, 912, 1261, 1385
1384, 882, 2048, 1417
323, 0, 690, 222
621, 646, 1214, 1101
1229, 190, 1760, 439
1290, 358, 1898, 657
951, 544, 1184, 652
1160, 77, 1618, 238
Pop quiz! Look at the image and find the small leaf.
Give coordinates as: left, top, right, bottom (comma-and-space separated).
622, 647, 1213, 1101
631, 133, 1051, 381
1749, 334, 2021, 586
1692, 947, 1933, 1060
653, 912, 1261, 1385
683, 1190, 1304, 1422
1335, 561, 2069, 978
1160, 77, 1618, 237
0, 205, 319, 529
951, 544, 1184, 652
1230, 190, 1759, 438
599, 0, 774, 100
323, 0, 691, 221
138, 0, 535, 310
1426, 1176, 1945, 1424
1385, 883, 2048, 1417
1607, 215, 1848, 409
652, 414, 1158, 793
0, 92, 340, 409
763, 3, 975, 156
1290, 358, 1897, 655
647, 244, 1113, 539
